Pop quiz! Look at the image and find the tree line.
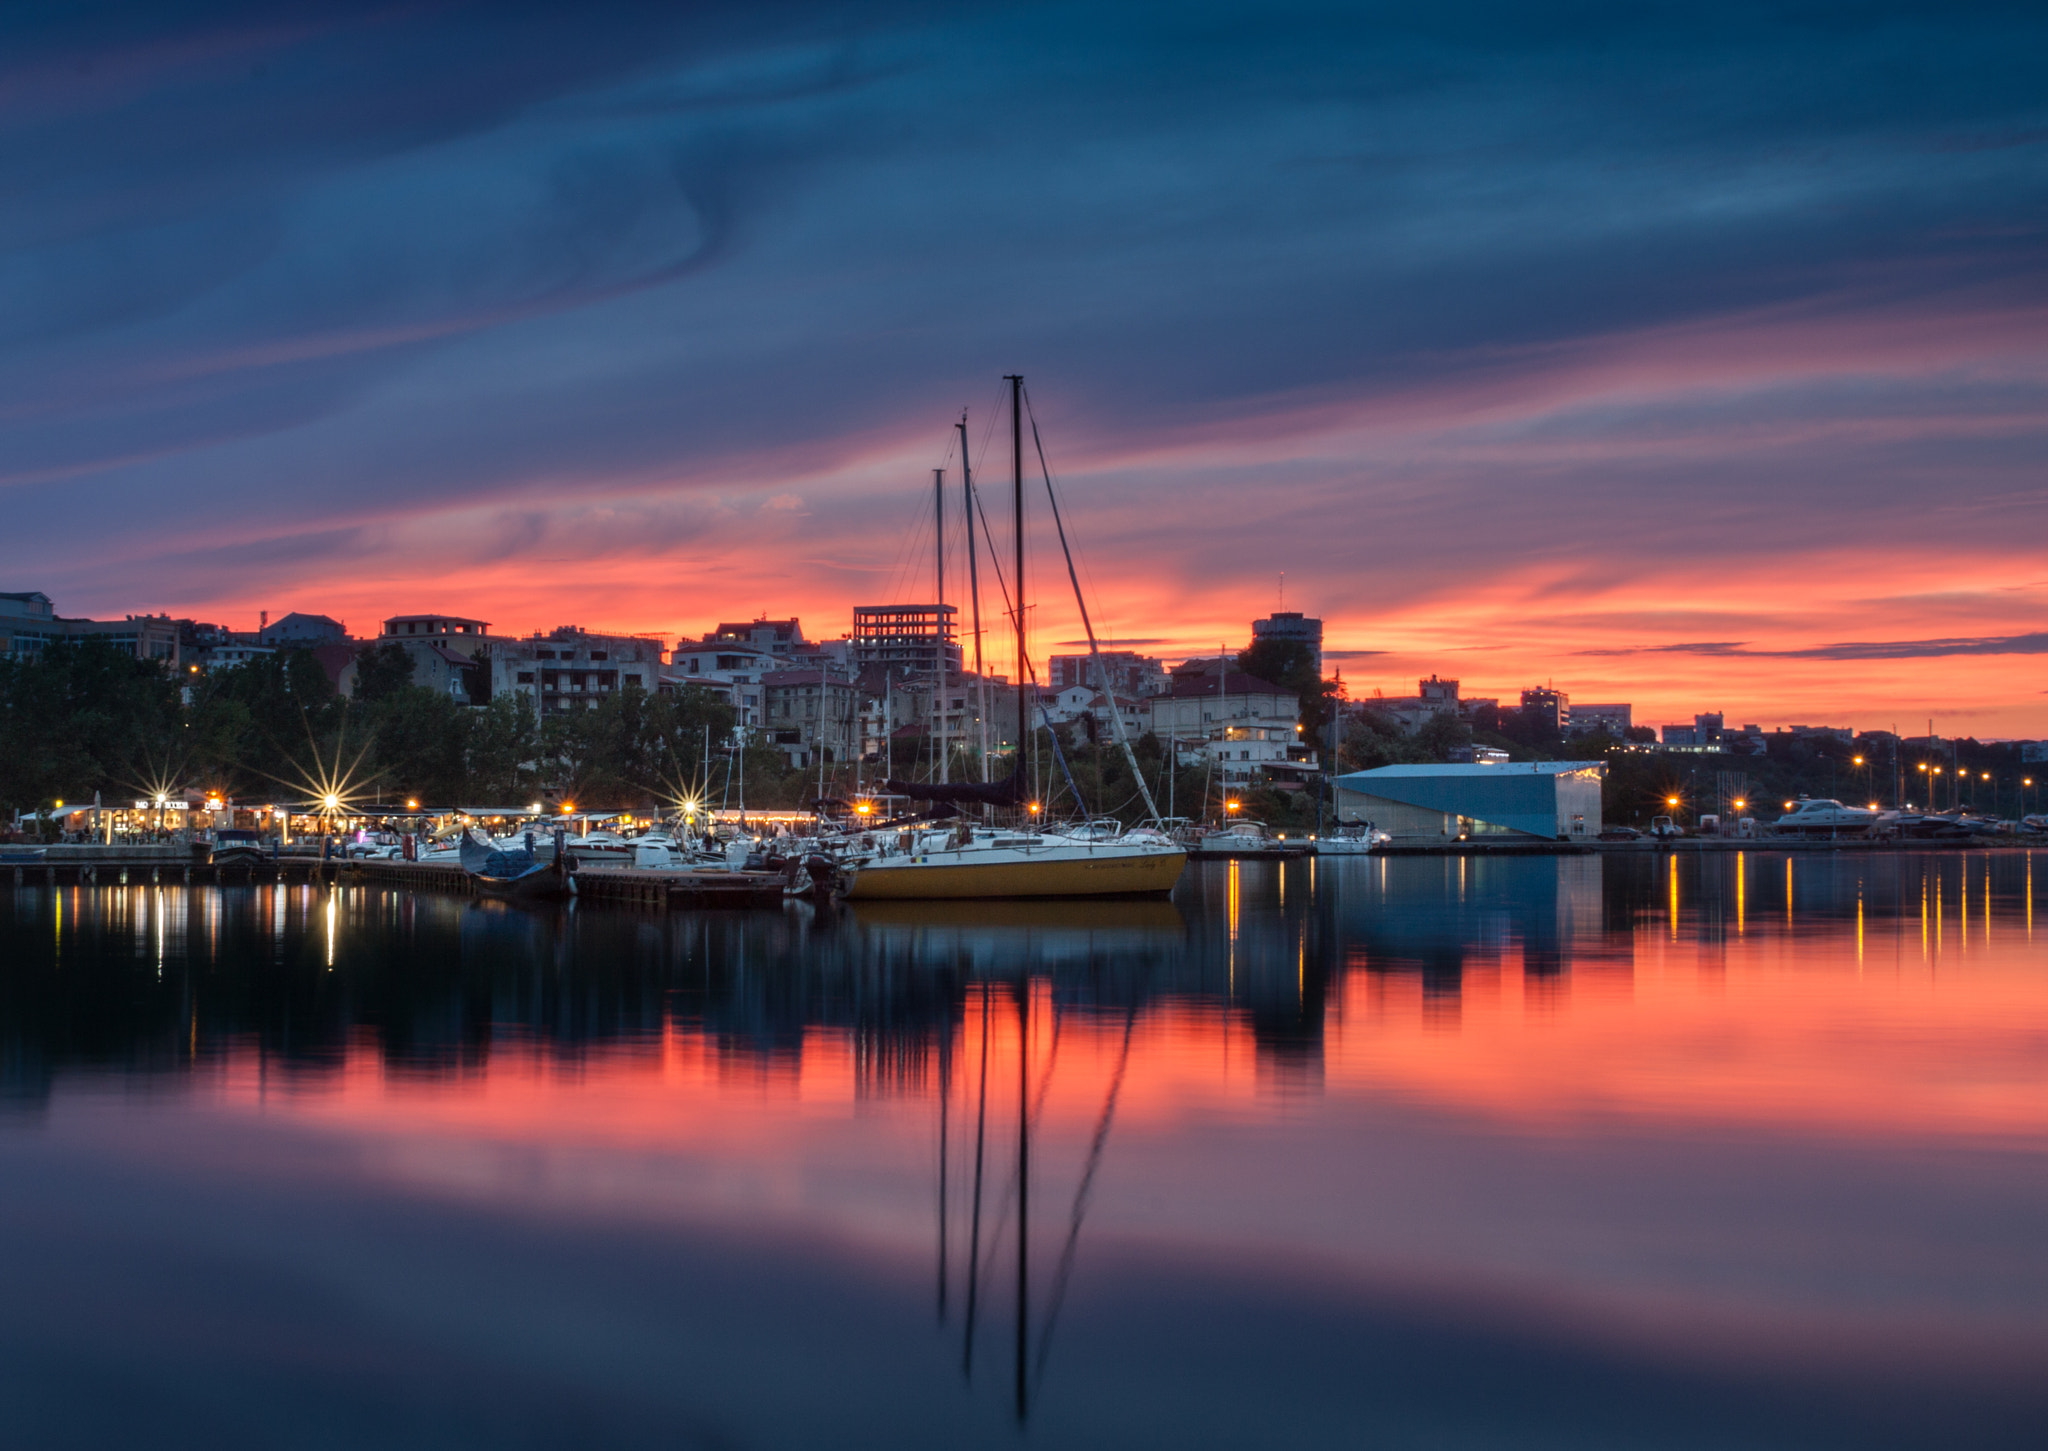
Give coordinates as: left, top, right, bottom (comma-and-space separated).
0, 638, 738, 820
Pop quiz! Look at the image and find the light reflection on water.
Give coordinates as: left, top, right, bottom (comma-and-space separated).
2, 853, 2046, 1448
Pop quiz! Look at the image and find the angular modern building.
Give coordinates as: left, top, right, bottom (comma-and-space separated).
1332, 761, 1605, 841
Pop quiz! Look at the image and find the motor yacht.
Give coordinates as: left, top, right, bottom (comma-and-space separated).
1773, 799, 1880, 834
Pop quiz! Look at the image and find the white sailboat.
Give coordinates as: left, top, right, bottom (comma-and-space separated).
842, 376, 1186, 901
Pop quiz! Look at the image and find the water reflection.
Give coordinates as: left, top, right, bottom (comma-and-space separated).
6, 853, 2048, 1106
2, 855, 2046, 1447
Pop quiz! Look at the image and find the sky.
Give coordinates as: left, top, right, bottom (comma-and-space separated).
3, 0, 2045, 733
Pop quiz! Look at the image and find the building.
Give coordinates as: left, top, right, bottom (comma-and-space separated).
1361, 676, 1462, 735
665, 639, 780, 734
261, 612, 348, 646
1568, 703, 1632, 739
2, 593, 181, 665
379, 614, 490, 652
1660, 724, 1698, 746
1448, 745, 1512, 765
1251, 611, 1323, 673
1333, 761, 1606, 841
1520, 686, 1569, 735
1, 591, 58, 658
489, 628, 660, 714
858, 672, 1000, 761
852, 604, 961, 678
202, 643, 277, 672
1149, 671, 1309, 785
705, 618, 808, 657
762, 670, 859, 767
1048, 650, 1167, 698
1041, 684, 1151, 741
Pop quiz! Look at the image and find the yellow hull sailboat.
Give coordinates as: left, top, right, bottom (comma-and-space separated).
841, 827, 1185, 900
844, 375, 1187, 902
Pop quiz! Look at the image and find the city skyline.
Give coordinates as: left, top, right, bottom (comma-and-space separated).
4, 2, 2044, 732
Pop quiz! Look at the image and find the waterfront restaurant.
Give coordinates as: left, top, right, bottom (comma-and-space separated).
1332, 761, 1606, 842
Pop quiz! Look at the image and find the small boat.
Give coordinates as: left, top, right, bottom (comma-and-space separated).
458, 832, 575, 900
206, 828, 268, 866
562, 830, 632, 864
0, 846, 47, 864
1312, 821, 1388, 855
1183, 820, 1307, 859
1773, 799, 1879, 835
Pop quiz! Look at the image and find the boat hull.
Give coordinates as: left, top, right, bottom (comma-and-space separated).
843, 848, 1186, 900
474, 864, 575, 902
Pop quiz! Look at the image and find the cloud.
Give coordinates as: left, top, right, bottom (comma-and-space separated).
2, 2, 2047, 730
1597, 634, 2048, 662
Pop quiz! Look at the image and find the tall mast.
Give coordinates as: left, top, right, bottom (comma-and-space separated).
1009, 374, 1027, 787
961, 414, 990, 783
935, 466, 948, 785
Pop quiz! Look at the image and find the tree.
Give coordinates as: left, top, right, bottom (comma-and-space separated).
1414, 710, 1470, 761
0, 638, 182, 818
352, 641, 415, 703
359, 686, 470, 805
466, 694, 538, 804
1235, 638, 1338, 740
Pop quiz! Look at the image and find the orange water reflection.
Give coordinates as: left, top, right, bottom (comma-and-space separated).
37, 852, 2013, 1160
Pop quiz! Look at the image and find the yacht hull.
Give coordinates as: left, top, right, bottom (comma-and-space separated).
843, 847, 1186, 900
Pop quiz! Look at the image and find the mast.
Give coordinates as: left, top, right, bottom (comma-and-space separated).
1010, 374, 1027, 791
962, 415, 991, 784
935, 467, 948, 785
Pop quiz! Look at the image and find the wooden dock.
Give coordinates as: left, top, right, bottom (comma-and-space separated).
0, 848, 789, 909
340, 857, 786, 909
3, 848, 339, 888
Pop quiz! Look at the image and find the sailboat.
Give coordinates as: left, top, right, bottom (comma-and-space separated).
841, 377, 1187, 900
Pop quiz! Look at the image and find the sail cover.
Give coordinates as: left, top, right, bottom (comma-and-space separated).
882, 767, 1025, 807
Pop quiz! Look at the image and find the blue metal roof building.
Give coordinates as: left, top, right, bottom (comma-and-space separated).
1332, 761, 1605, 841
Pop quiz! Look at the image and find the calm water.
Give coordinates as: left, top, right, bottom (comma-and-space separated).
3, 853, 2046, 1448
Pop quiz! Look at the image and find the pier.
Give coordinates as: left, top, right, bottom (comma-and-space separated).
0, 846, 789, 908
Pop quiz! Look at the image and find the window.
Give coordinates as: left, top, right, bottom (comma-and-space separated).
516, 672, 534, 684
537, 650, 555, 660
591, 651, 608, 661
